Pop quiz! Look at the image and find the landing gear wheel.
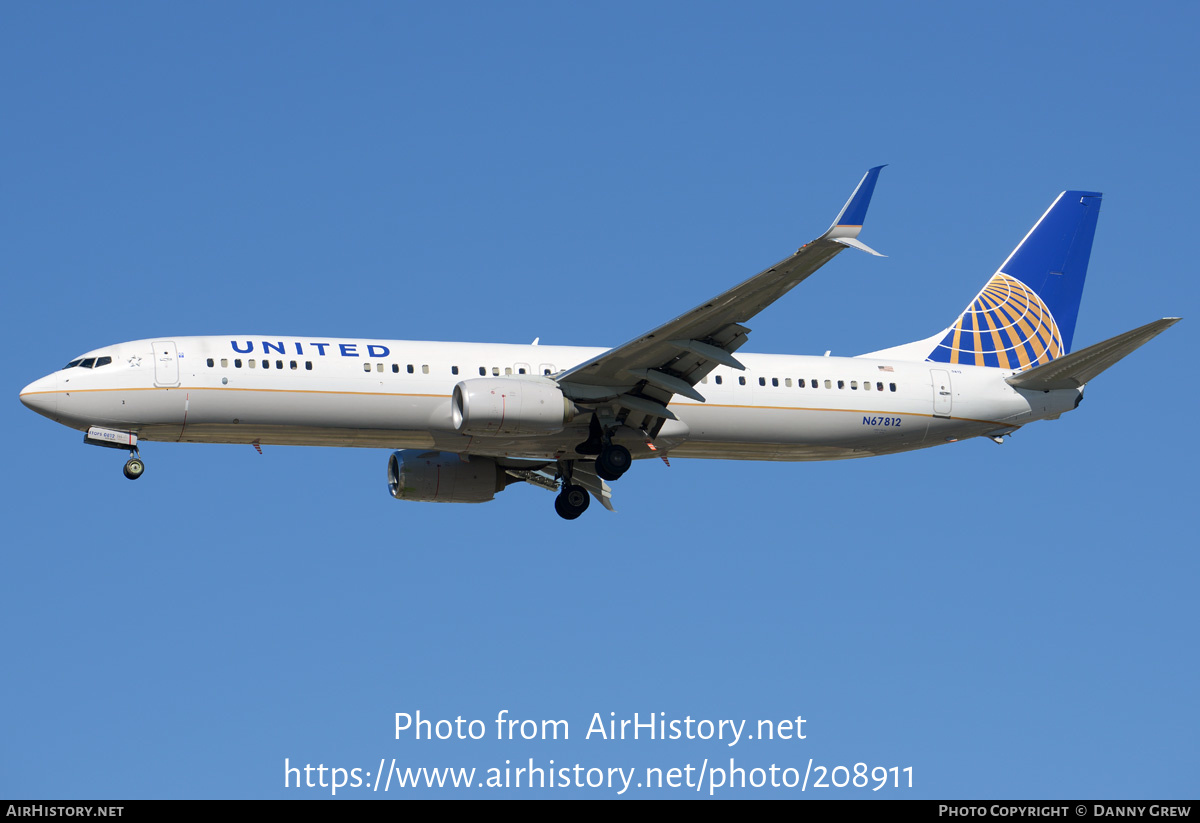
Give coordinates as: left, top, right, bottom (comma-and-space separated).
123, 457, 145, 480
554, 484, 590, 520
595, 444, 631, 481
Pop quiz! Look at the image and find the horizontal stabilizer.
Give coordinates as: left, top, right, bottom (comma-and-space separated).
1005, 318, 1180, 391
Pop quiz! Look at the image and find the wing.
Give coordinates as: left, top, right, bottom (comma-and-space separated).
556, 166, 887, 431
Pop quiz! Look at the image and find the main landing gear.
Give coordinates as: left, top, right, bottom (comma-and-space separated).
576, 414, 633, 481
595, 443, 631, 481
554, 483, 590, 520
554, 415, 638, 519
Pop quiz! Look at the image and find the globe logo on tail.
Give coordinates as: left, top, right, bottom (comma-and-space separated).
929, 273, 1063, 369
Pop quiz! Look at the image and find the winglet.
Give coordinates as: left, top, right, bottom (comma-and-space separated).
832, 236, 887, 257
823, 165, 886, 252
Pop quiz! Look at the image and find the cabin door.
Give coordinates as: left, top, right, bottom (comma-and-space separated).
153, 341, 180, 386
930, 369, 952, 418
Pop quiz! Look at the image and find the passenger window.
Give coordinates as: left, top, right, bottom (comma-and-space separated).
877, 382, 884, 391
221, 359, 228, 368
408, 364, 415, 374
277, 360, 283, 370
785, 378, 792, 387
249, 359, 256, 368
543, 369, 551, 375
305, 361, 312, 370
700, 376, 707, 384
738, 376, 746, 386
235, 359, 243, 368
715, 375, 723, 385
422, 365, 429, 374
263, 360, 270, 370
772, 378, 779, 387
376, 363, 384, 373
452, 366, 459, 375
517, 367, 526, 374
851, 381, 858, 390
479, 367, 486, 376
207, 358, 214, 367
759, 377, 766, 386
363, 363, 371, 372
290, 361, 298, 370
890, 383, 897, 392
837, 380, 844, 389
492, 367, 500, 376
505, 367, 512, 375
392, 364, 399, 373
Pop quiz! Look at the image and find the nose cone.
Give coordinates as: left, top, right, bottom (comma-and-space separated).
20, 374, 58, 421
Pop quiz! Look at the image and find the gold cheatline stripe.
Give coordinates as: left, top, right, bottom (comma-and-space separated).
25, 387, 1014, 427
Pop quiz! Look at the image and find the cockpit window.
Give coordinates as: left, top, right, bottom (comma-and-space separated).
64, 355, 112, 369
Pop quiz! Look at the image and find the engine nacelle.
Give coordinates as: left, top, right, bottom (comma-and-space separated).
451, 378, 576, 437
387, 450, 503, 503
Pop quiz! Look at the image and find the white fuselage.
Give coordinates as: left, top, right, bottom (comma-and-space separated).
19, 335, 1082, 462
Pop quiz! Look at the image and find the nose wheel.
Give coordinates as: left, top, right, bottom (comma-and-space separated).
123, 452, 145, 480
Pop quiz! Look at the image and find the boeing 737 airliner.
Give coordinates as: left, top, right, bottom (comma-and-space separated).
19, 168, 1179, 519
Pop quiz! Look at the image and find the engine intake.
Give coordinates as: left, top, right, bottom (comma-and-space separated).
387, 450, 503, 503
451, 378, 576, 437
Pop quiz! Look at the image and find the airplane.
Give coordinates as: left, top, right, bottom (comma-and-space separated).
19, 168, 1180, 520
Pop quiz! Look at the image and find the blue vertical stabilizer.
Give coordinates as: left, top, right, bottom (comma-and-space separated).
926, 191, 1102, 369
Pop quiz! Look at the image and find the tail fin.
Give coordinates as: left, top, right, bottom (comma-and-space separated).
866, 191, 1102, 369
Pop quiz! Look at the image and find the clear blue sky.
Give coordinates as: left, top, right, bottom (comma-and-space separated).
3, 2, 1196, 799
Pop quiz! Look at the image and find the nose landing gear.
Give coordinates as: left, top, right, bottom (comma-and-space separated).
123, 453, 145, 480
83, 426, 145, 481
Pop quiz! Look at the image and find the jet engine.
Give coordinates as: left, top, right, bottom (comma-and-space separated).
387, 450, 504, 503
451, 378, 576, 437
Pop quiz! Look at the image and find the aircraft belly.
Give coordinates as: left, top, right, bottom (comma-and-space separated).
66, 385, 457, 446
145, 423, 439, 449
151, 387, 450, 435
